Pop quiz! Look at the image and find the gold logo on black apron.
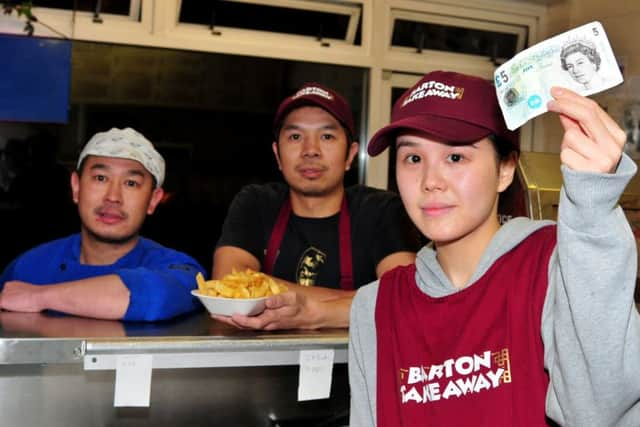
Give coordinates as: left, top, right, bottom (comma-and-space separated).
296, 246, 326, 286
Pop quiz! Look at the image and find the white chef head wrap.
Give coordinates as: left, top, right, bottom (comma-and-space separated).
77, 127, 165, 188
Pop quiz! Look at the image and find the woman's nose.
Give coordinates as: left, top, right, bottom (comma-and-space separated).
422, 165, 445, 192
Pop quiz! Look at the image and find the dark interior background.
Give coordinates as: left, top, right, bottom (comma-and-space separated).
0, 40, 367, 274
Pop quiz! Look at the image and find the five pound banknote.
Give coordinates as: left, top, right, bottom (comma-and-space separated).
494, 21, 623, 130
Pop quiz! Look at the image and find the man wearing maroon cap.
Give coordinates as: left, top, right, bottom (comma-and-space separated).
212, 82, 420, 330
349, 71, 640, 425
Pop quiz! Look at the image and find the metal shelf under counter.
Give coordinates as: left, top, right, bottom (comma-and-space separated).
0, 311, 350, 427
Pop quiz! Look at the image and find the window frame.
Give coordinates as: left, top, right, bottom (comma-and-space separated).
388, 9, 528, 62
178, 0, 363, 45
0, 0, 548, 189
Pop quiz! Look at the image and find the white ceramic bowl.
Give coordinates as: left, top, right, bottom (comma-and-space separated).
191, 290, 267, 316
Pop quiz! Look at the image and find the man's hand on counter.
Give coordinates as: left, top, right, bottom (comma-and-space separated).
210, 286, 355, 330
0, 276, 129, 319
0, 281, 45, 313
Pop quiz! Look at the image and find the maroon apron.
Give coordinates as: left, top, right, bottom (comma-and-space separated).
263, 197, 354, 290
375, 225, 556, 426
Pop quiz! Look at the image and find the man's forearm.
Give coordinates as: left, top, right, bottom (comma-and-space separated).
39, 275, 130, 319
314, 296, 353, 328
270, 280, 355, 328
284, 281, 356, 302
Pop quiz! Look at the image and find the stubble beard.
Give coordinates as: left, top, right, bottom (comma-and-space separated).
84, 225, 139, 246
288, 180, 342, 199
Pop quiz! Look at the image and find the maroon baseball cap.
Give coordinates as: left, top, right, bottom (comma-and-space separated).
273, 82, 356, 138
368, 70, 518, 156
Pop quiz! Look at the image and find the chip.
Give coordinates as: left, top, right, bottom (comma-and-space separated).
195, 269, 287, 299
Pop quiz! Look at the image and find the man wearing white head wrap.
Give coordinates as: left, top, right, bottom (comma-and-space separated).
0, 128, 206, 321
77, 127, 165, 188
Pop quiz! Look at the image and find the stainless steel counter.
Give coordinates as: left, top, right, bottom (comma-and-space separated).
0, 310, 350, 427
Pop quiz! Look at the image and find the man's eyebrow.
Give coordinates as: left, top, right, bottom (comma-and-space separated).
281, 123, 339, 131
88, 163, 109, 171
88, 163, 147, 178
125, 169, 146, 178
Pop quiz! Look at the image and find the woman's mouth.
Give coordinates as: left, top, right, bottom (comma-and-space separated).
421, 204, 453, 217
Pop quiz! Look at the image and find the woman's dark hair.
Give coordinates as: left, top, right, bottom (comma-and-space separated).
488, 134, 518, 161
488, 134, 526, 219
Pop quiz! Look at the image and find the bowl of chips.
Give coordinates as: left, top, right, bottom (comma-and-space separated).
192, 270, 288, 317
191, 291, 268, 316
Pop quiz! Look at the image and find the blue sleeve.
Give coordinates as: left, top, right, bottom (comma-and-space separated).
117, 256, 206, 321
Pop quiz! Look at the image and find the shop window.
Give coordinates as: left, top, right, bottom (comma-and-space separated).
31, 0, 139, 19
179, 0, 362, 45
390, 10, 527, 63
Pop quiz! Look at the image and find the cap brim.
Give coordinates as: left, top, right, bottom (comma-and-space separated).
273, 98, 354, 138
367, 114, 493, 156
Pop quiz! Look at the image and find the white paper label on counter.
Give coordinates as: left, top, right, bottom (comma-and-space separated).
114, 354, 153, 407
298, 349, 334, 401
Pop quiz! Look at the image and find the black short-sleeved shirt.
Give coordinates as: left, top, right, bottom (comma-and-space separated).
216, 182, 421, 289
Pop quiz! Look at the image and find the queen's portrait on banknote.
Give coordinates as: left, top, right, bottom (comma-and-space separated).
560, 39, 604, 91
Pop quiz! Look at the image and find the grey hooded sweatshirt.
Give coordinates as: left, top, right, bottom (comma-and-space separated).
349, 154, 640, 426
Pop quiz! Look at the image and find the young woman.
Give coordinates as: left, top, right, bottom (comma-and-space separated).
349, 70, 640, 426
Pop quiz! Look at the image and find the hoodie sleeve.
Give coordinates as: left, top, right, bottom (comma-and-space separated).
349, 281, 380, 427
542, 153, 640, 425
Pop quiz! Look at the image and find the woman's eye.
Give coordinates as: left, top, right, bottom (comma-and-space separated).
405, 154, 421, 164
447, 153, 463, 163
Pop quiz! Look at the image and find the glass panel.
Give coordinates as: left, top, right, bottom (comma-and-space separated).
180, 0, 357, 42
392, 19, 522, 59
0, 34, 71, 123
0, 41, 365, 272
32, 0, 132, 15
